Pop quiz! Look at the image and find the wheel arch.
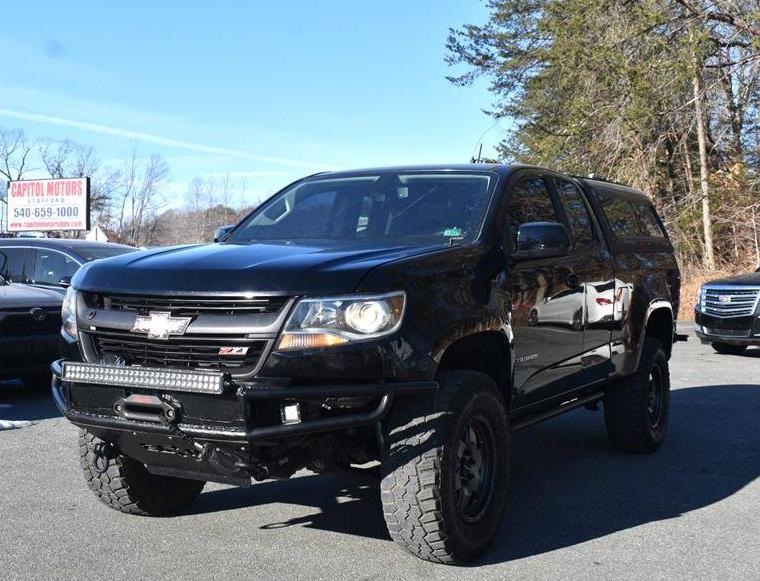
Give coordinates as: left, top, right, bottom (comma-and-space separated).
643, 301, 674, 359
437, 330, 512, 401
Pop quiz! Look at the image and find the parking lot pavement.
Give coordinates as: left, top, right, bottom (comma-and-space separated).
1, 325, 759, 581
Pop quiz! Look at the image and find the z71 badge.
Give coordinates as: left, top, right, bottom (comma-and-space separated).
218, 346, 249, 356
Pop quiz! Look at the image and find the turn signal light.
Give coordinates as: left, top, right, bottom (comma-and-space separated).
277, 333, 348, 350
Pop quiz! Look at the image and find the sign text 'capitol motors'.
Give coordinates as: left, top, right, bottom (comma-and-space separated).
6, 177, 90, 232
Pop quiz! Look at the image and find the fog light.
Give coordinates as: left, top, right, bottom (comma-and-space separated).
281, 403, 301, 425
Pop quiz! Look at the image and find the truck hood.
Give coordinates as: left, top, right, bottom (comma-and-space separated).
0, 283, 63, 309
705, 271, 760, 286
72, 241, 442, 295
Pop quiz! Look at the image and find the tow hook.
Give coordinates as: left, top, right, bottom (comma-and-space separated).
90, 440, 118, 473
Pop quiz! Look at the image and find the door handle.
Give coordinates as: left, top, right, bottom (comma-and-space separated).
566, 273, 580, 289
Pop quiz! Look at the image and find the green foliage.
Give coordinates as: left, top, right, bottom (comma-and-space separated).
448, 0, 760, 270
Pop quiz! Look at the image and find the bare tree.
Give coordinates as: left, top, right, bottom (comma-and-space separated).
112, 149, 169, 247
0, 128, 35, 182
39, 138, 118, 221
0, 128, 36, 233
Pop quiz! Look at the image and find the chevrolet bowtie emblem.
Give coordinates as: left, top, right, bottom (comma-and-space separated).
131, 311, 191, 340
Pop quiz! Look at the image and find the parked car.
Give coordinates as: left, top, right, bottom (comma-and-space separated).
51, 165, 679, 564
0, 267, 62, 387
528, 279, 633, 330
0, 238, 134, 293
695, 267, 760, 354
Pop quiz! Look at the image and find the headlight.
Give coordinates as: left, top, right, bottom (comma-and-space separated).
61, 286, 78, 340
277, 291, 406, 350
695, 286, 703, 312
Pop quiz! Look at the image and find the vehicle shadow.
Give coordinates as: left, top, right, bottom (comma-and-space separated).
188, 383, 760, 563
0, 380, 60, 423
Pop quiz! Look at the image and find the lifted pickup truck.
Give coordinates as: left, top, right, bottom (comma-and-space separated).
52, 165, 679, 564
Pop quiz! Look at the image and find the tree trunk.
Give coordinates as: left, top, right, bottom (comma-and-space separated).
692, 58, 715, 270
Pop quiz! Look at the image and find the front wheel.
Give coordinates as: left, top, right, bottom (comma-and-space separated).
711, 342, 747, 355
380, 370, 510, 564
79, 430, 205, 516
604, 337, 670, 453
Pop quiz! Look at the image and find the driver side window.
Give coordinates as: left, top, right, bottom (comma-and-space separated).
32, 250, 79, 286
508, 177, 560, 248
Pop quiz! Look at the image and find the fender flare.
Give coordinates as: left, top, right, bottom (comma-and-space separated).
633, 299, 674, 367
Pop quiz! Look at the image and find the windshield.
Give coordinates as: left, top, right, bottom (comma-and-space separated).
80, 246, 135, 261
227, 171, 495, 246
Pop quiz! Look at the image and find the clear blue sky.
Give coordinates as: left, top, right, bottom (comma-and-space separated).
0, 1, 504, 206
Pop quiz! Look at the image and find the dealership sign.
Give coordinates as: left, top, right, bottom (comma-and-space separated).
6, 177, 90, 232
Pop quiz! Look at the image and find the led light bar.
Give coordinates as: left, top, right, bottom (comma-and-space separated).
62, 362, 225, 395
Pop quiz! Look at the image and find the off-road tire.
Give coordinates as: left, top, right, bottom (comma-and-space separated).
711, 342, 747, 355
380, 370, 510, 564
604, 337, 670, 453
79, 429, 205, 516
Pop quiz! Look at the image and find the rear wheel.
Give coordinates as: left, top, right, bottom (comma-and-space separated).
380, 370, 510, 564
79, 429, 205, 516
711, 342, 747, 355
604, 338, 670, 453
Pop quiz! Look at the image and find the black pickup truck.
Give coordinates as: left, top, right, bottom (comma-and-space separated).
52, 165, 679, 564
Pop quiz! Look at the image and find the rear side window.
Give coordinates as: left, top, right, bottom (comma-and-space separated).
598, 193, 666, 241
600, 198, 639, 238
636, 204, 666, 238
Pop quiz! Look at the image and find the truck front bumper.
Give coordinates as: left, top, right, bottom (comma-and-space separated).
694, 311, 760, 346
51, 359, 437, 444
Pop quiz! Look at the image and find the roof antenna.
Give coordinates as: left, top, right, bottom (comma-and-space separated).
470, 120, 503, 163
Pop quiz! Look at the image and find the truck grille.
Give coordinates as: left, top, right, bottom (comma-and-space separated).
85, 293, 288, 317
89, 329, 268, 374
701, 287, 760, 318
0, 311, 61, 336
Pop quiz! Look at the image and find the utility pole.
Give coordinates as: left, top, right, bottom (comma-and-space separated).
691, 44, 715, 270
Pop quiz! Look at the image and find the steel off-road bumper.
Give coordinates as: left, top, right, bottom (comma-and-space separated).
50, 359, 437, 443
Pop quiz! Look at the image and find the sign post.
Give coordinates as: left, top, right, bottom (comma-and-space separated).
6, 177, 90, 232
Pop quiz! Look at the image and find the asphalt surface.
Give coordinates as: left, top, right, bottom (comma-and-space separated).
1, 325, 759, 581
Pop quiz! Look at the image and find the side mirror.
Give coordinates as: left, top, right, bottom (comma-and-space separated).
213, 225, 235, 243
513, 222, 570, 260
58, 275, 72, 288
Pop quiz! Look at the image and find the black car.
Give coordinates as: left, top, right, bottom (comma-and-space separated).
0, 270, 62, 386
51, 165, 679, 564
695, 268, 760, 354
0, 238, 134, 293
